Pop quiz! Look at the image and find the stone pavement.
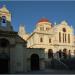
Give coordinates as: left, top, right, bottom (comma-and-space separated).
25, 69, 75, 74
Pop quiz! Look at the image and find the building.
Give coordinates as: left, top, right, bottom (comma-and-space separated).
18, 16, 75, 60
0, 5, 45, 74
0, 5, 75, 74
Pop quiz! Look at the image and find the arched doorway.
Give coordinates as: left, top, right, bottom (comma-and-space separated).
0, 38, 10, 74
31, 54, 39, 71
68, 50, 71, 58
0, 56, 9, 74
58, 50, 62, 58
63, 49, 67, 59
48, 49, 53, 58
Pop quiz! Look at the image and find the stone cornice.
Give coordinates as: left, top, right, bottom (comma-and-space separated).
0, 31, 17, 37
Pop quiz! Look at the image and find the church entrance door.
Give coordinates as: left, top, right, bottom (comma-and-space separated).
0, 38, 10, 74
31, 54, 39, 71
0, 58, 9, 74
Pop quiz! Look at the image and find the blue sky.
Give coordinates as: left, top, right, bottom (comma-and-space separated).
0, 1, 75, 33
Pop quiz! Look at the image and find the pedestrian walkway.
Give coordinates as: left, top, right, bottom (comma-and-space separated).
26, 69, 75, 74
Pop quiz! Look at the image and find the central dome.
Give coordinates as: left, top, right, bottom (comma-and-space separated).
38, 18, 49, 23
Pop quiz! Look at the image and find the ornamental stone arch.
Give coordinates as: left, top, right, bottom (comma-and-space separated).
26, 48, 45, 71
63, 48, 67, 59
48, 49, 53, 58
30, 54, 39, 70
0, 38, 10, 48
0, 37, 16, 45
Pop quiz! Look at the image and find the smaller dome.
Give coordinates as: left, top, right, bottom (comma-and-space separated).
38, 18, 49, 23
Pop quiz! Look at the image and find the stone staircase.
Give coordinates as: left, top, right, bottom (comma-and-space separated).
45, 58, 69, 70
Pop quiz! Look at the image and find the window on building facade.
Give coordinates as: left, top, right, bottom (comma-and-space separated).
68, 50, 71, 58
40, 37, 43, 42
68, 34, 70, 43
48, 49, 53, 58
63, 33, 64, 43
40, 27, 44, 31
59, 32, 61, 43
63, 49, 67, 59
2, 16, 6, 23
46, 28, 50, 31
49, 38, 51, 43
62, 28, 66, 32
62, 28, 67, 43
1, 16, 6, 26
58, 50, 62, 58
65, 34, 66, 43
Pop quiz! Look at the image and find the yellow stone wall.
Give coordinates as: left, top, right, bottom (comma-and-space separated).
24, 20, 75, 57
0, 5, 11, 21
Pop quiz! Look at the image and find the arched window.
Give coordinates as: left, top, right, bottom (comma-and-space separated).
65, 34, 66, 43
40, 37, 43, 42
63, 33, 64, 43
62, 28, 67, 43
59, 32, 61, 43
49, 38, 51, 43
2, 16, 6, 23
68, 34, 70, 43
48, 49, 53, 58
46, 28, 50, 31
62, 28, 66, 32
63, 49, 67, 59
40, 27, 44, 31
1, 16, 6, 27
58, 50, 62, 58
68, 50, 71, 58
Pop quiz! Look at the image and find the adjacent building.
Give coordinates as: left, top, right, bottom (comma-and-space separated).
18, 16, 75, 59
0, 5, 45, 74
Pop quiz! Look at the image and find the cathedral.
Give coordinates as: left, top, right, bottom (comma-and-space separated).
18, 15, 75, 58
0, 5, 75, 74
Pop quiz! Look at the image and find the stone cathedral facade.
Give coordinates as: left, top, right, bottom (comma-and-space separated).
18, 17, 75, 59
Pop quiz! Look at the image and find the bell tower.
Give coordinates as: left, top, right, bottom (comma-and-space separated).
0, 5, 13, 31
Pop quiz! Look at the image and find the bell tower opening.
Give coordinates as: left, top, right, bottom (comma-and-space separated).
2, 16, 6, 26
